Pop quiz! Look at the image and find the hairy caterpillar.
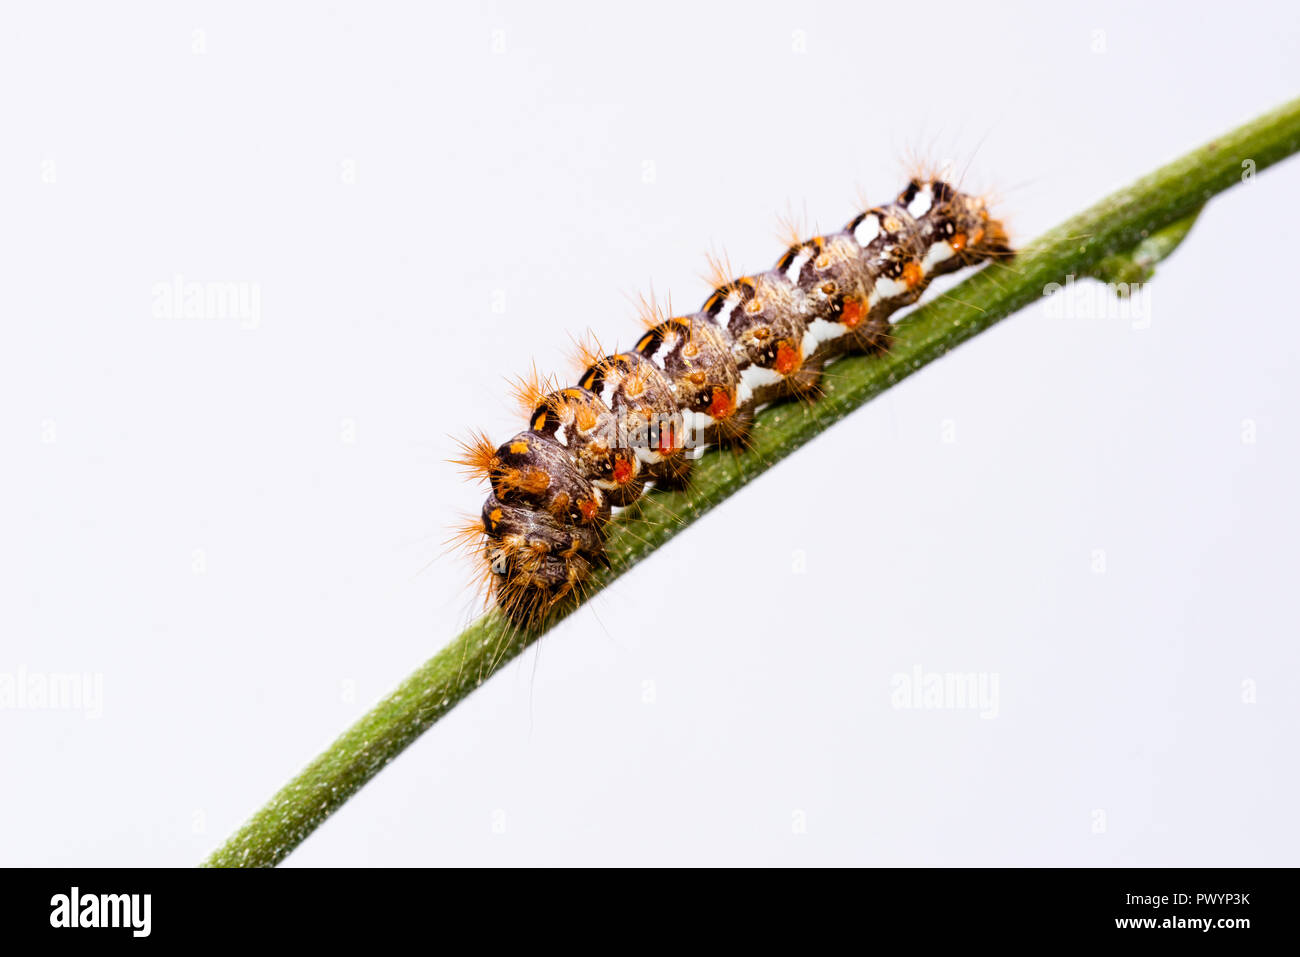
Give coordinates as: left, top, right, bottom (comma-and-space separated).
455, 174, 1011, 624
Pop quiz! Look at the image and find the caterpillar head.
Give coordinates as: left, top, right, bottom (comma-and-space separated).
905, 179, 1013, 268
481, 495, 603, 623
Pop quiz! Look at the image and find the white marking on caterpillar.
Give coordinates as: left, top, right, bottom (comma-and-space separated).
802, 317, 850, 357
718, 294, 742, 328
736, 364, 784, 405
872, 276, 909, 301
853, 214, 881, 247
648, 337, 673, 369
907, 186, 933, 218
922, 240, 956, 274
597, 378, 619, 407
685, 409, 717, 441
784, 248, 813, 284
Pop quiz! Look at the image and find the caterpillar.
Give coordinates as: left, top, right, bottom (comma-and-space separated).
455, 174, 1012, 624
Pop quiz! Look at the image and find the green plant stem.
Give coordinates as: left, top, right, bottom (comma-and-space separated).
1089, 205, 1205, 287
203, 96, 1300, 867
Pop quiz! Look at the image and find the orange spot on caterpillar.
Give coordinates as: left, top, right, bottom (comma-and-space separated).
656, 423, 678, 455
578, 497, 598, 521
489, 507, 503, 525
840, 298, 863, 328
509, 439, 530, 455
708, 387, 734, 419
621, 361, 653, 399
951, 232, 968, 252
522, 469, 550, 494
745, 298, 763, 314
613, 458, 634, 485
451, 430, 498, 482
980, 217, 1012, 257
574, 404, 598, 431
775, 341, 800, 376
903, 261, 923, 289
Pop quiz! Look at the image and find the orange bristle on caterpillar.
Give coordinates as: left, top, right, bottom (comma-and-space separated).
508, 363, 559, 418
450, 430, 498, 484
702, 250, 739, 294
774, 206, 809, 251
633, 289, 673, 331
566, 329, 609, 376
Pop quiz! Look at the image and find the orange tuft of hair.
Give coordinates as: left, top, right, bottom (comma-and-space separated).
702, 249, 738, 293
441, 513, 495, 608
633, 289, 673, 331
622, 362, 650, 399
899, 145, 958, 190
507, 362, 558, 416
450, 430, 499, 483
974, 193, 1014, 258
567, 329, 609, 375
774, 206, 807, 251
443, 513, 487, 556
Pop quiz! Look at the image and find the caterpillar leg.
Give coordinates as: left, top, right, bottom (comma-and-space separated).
600, 475, 646, 507
784, 360, 823, 399
647, 452, 693, 489
849, 314, 894, 355
714, 406, 754, 448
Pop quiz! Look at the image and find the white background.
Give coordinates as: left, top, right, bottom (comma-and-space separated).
3, 1, 1298, 866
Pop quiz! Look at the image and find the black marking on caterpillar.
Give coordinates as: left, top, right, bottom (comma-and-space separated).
455, 177, 1012, 624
